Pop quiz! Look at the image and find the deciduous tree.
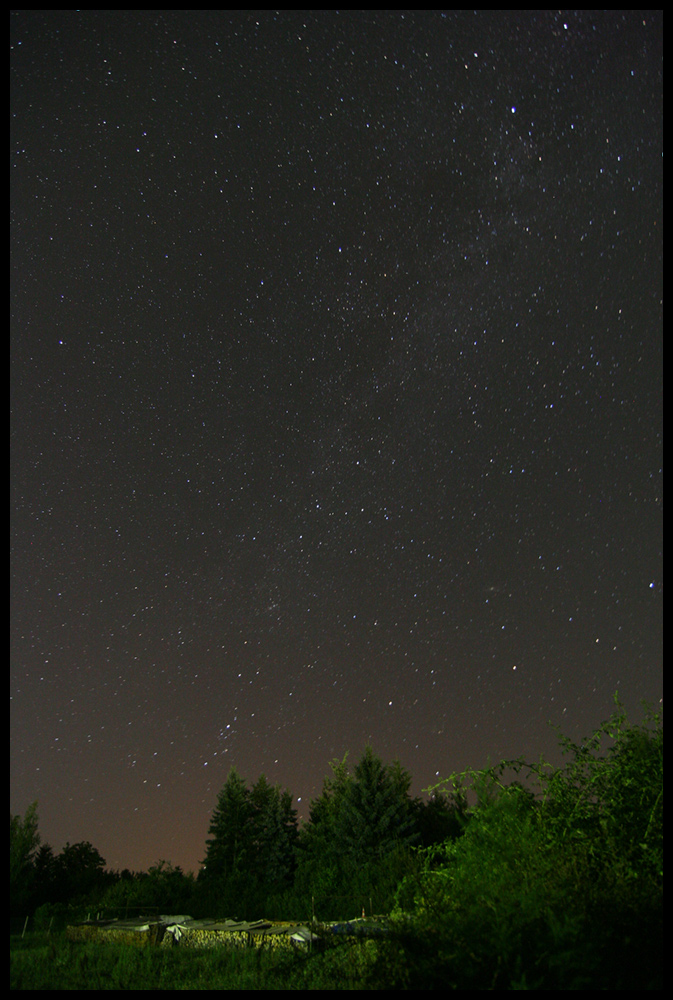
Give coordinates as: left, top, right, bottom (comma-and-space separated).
10, 802, 40, 915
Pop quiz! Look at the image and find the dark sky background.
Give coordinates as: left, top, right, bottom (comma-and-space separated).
11, 10, 662, 875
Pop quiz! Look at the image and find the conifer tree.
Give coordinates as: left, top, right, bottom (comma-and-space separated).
200, 767, 298, 917
249, 774, 298, 894
201, 767, 253, 882
295, 748, 418, 917
337, 746, 416, 862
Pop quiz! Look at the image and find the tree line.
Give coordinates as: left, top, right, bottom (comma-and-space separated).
10, 745, 464, 925
10, 702, 663, 987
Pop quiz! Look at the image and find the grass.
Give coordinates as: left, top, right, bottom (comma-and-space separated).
11, 899, 663, 992
10, 931, 383, 991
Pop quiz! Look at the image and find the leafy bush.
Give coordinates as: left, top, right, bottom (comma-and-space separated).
383, 702, 663, 990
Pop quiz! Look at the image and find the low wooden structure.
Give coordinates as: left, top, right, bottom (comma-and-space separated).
66, 916, 318, 950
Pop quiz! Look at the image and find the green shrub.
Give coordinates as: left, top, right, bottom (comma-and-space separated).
384, 702, 663, 990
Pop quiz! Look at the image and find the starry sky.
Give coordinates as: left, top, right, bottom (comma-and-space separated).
11, 10, 662, 874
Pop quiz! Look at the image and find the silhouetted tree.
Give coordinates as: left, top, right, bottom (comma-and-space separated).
337, 747, 416, 861
249, 774, 298, 895
10, 802, 40, 916
52, 841, 108, 904
295, 747, 418, 917
201, 767, 253, 882
199, 767, 298, 918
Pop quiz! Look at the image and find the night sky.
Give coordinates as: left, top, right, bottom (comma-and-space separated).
11, 10, 662, 874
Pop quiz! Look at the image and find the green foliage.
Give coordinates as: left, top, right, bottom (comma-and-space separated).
249, 774, 299, 893
337, 746, 416, 860
10, 933, 309, 991
198, 767, 298, 919
10, 702, 662, 989
201, 767, 253, 883
99, 860, 196, 916
384, 702, 663, 989
10, 929, 388, 992
536, 702, 664, 893
294, 746, 419, 919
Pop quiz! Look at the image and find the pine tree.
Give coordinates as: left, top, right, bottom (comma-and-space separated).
199, 768, 298, 918
337, 746, 417, 862
201, 767, 254, 882
295, 748, 418, 917
249, 775, 298, 895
